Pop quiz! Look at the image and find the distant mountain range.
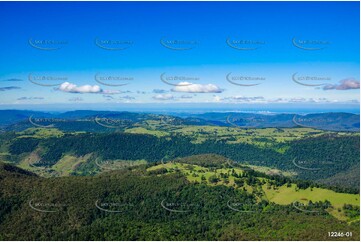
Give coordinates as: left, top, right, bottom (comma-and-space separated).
0, 110, 359, 132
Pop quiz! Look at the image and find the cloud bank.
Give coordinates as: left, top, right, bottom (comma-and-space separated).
0, 86, 21, 91
323, 78, 360, 90
172, 82, 222, 93
17, 97, 44, 100
153, 94, 174, 100
58, 82, 119, 94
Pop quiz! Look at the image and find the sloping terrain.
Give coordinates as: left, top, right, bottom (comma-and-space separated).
0, 158, 359, 241
1, 127, 358, 192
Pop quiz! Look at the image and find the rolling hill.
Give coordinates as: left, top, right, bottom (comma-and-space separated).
0, 156, 359, 240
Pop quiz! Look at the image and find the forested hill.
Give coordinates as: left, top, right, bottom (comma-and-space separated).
5, 131, 360, 192
0, 161, 359, 241
0, 110, 359, 132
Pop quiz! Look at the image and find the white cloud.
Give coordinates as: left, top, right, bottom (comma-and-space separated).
102, 90, 120, 94
58, 82, 120, 94
223, 96, 265, 103
272, 97, 335, 103
213, 95, 221, 102
59, 82, 101, 93
323, 78, 360, 90
152, 94, 174, 100
220, 96, 338, 104
288, 97, 306, 103
172, 82, 222, 93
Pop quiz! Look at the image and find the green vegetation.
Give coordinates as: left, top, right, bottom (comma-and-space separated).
147, 158, 359, 222
2, 128, 358, 192
17, 128, 64, 139
124, 127, 169, 137
0, 111, 359, 240
0, 161, 359, 241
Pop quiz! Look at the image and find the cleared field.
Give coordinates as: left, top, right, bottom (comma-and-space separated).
17, 128, 64, 138
263, 184, 360, 221
124, 127, 169, 137
52, 154, 92, 176
95, 158, 147, 171
127, 123, 357, 148
263, 184, 359, 207
148, 162, 359, 221
248, 164, 296, 177
149, 162, 243, 184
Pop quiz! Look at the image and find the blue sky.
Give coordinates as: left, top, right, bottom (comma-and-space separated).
0, 1, 359, 112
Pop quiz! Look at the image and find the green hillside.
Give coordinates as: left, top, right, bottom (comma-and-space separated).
0, 159, 359, 241
147, 156, 359, 222
1, 127, 359, 192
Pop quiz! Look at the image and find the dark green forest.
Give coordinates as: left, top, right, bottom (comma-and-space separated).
0, 111, 359, 241
0, 162, 359, 241
7, 132, 360, 191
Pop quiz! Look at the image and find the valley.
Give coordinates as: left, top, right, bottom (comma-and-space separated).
0, 110, 359, 240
